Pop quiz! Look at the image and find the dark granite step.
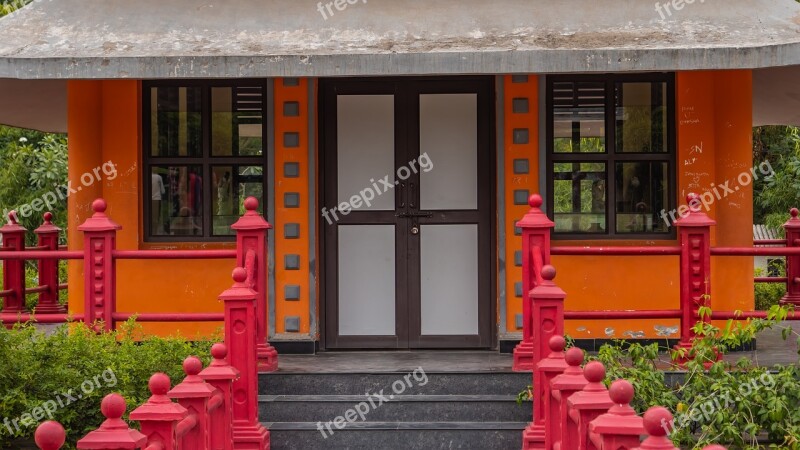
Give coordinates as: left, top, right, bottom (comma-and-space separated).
259, 394, 531, 423
263, 421, 527, 450
260, 371, 531, 396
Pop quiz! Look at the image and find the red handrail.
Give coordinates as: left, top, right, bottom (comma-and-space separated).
551, 246, 680, 256
113, 250, 236, 259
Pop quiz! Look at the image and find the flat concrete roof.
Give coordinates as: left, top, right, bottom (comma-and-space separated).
1, 0, 800, 79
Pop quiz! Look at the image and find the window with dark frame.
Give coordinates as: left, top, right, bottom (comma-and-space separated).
546, 73, 676, 239
143, 80, 268, 241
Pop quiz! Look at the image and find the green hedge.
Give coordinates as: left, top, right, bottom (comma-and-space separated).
0, 319, 220, 448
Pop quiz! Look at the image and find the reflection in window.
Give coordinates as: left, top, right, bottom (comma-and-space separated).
615, 82, 668, 153
150, 87, 202, 157
552, 81, 606, 153
212, 165, 264, 236
615, 162, 668, 233
553, 163, 606, 233
211, 87, 264, 157
151, 166, 204, 236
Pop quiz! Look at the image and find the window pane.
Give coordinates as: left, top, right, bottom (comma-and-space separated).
150, 87, 202, 157
553, 162, 606, 233
552, 81, 606, 153
615, 82, 668, 153
615, 162, 668, 233
151, 166, 204, 236
212, 165, 264, 236
211, 86, 264, 157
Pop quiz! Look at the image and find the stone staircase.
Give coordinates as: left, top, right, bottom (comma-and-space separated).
260, 363, 531, 449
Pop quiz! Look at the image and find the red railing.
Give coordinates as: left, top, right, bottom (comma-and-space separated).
513, 193, 800, 372
32, 267, 270, 450
0, 197, 278, 372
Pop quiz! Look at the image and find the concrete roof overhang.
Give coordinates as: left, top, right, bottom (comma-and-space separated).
1, 0, 800, 132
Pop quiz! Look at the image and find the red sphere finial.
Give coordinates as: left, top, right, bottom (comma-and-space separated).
583, 361, 605, 383
541, 265, 556, 282
7, 211, 17, 224
642, 406, 672, 437
183, 356, 203, 376
529, 194, 543, 209
791, 208, 798, 219
686, 193, 701, 212
100, 393, 126, 420
148, 373, 170, 396
211, 343, 228, 360
565, 347, 584, 366
244, 197, 259, 212
548, 335, 566, 353
43, 212, 53, 223
232, 267, 248, 283
34, 421, 66, 450
92, 198, 107, 214
609, 379, 634, 405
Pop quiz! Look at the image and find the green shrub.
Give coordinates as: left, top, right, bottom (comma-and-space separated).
0, 319, 220, 448
755, 267, 787, 311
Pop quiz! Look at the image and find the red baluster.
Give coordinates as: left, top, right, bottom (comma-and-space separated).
522, 265, 566, 450
219, 267, 270, 449
567, 361, 614, 450
1, 211, 27, 315
35, 421, 66, 450
199, 343, 240, 450
34, 212, 66, 313
77, 199, 121, 331
633, 406, 678, 450
550, 347, 587, 450
674, 193, 715, 361
782, 208, 800, 306
523, 335, 568, 449
232, 197, 278, 372
76, 393, 146, 449
168, 356, 217, 450
129, 373, 189, 450
588, 379, 644, 449
513, 194, 554, 372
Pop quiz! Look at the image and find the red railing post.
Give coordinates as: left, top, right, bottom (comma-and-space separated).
566, 361, 614, 449
781, 208, 800, 306
168, 356, 217, 450
523, 335, 567, 450
549, 347, 587, 450
35, 421, 66, 450
77, 199, 121, 331
231, 197, 278, 372
587, 379, 645, 450
521, 265, 565, 449
1, 211, 28, 314
633, 407, 678, 450
513, 194, 554, 371
674, 193, 715, 356
129, 373, 189, 450
34, 212, 65, 313
200, 343, 240, 450
76, 393, 147, 449
219, 267, 270, 450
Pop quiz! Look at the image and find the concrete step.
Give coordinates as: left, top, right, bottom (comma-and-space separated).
259, 394, 531, 423
263, 421, 527, 450
259, 371, 531, 396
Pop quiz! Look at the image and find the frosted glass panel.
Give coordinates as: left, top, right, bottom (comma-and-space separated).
337, 95, 395, 211
420, 225, 479, 335
338, 225, 396, 335
419, 94, 478, 210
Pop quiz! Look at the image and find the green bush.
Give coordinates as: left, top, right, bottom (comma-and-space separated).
0, 319, 220, 448
755, 267, 787, 311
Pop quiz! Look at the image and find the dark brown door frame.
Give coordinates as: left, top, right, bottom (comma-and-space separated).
318, 76, 497, 350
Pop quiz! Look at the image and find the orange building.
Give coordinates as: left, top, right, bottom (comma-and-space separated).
1, 0, 800, 353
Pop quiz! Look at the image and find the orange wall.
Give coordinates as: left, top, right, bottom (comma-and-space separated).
525, 70, 754, 340
67, 80, 232, 337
